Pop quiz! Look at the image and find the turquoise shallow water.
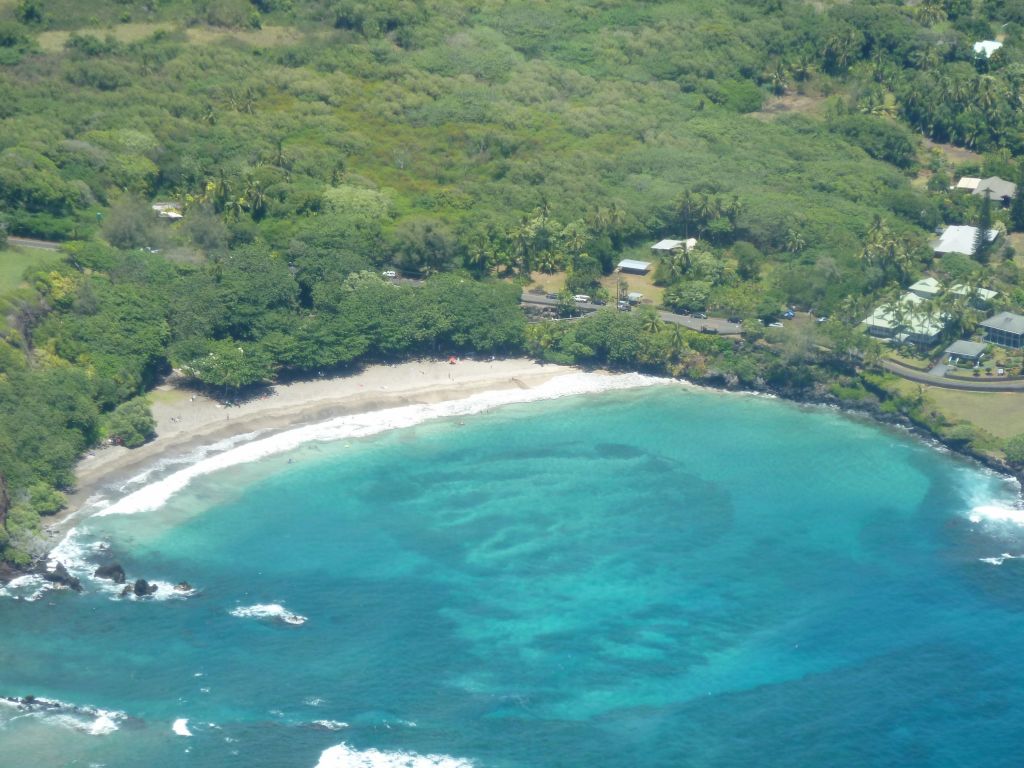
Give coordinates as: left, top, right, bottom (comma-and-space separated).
2, 385, 1024, 767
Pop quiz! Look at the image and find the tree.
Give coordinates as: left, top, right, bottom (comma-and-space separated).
785, 228, 806, 254
1012, 166, 1024, 232
1003, 433, 1024, 466
106, 396, 156, 448
103, 196, 155, 249
974, 194, 992, 261
181, 339, 275, 393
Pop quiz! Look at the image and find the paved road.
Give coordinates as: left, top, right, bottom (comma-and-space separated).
7, 236, 62, 251
882, 359, 1024, 392
520, 294, 742, 335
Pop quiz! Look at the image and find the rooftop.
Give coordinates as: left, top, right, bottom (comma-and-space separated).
973, 176, 1017, 201
980, 311, 1024, 336
651, 238, 697, 252
617, 259, 651, 272
934, 225, 999, 256
956, 177, 981, 191
945, 339, 987, 359
974, 40, 1003, 58
950, 284, 998, 302
909, 276, 942, 296
863, 292, 945, 336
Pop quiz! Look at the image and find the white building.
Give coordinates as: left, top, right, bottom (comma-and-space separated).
974, 40, 1003, 58
933, 225, 999, 257
863, 292, 946, 346
651, 238, 697, 255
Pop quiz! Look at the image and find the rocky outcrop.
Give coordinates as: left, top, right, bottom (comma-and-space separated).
41, 562, 82, 593
93, 563, 126, 584
132, 579, 158, 597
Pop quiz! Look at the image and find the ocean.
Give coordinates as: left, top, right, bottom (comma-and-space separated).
2, 374, 1023, 768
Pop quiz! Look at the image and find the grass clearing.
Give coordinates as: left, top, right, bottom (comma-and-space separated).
184, 25, 303, 46
922, 387, 1024, 439
35, 23, 299, 54
36, 23, 176, 52
0, 247, 61, 295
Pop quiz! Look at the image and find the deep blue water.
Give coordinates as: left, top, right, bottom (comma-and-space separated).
2, 385, 1024, 767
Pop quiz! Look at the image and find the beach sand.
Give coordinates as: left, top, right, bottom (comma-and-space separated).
61, 358, 574, 530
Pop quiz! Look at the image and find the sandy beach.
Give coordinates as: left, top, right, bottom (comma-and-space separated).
61, 358, 575, 530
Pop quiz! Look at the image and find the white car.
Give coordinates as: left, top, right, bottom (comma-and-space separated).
382, 270, 397, 278
573, 295, 591, 303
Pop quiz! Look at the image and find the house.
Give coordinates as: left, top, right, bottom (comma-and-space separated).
979, 312, 1024, 349
944, 339, 987, 365
908, 277, 942, 300
651, 238, 697, 255
956, 177, 981, 192
974, 40, 1003, 58
973, 176, 1017, 205
863, 292, 946, 346
616, 259, 651, 275
949, 284, 998, 308
933, 225, 999, 257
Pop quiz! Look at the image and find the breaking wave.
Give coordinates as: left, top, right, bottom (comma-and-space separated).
93, 372, 667, 518
315, 743, 473, 768
229, 603, 307, 625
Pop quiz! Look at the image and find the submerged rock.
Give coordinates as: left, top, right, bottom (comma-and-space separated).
174, 581, 193, 592
94, 563, 126, 584
41, 562, 82, 593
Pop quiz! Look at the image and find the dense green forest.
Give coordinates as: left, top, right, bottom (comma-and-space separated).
4, 0, 1024, 565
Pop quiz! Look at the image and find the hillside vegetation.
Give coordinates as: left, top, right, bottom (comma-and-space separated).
4, 0, 1024, 564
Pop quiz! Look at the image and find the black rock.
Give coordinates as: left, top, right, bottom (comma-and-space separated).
94, 563, 126, 584
133, 579, 158, 597
41, 561, 82, 593
174, 581, 193, 592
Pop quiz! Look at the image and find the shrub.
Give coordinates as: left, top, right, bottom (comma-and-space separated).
1003, 433, 1024, 466
106, 397, 156, 448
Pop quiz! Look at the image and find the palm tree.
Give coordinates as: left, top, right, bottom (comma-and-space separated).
669, 324, 691, 362
243, 178, 267, 221
785, 228, 806, 254
666, 245, 691, 281
642, 312, 663, 335
676, 191, 696, 238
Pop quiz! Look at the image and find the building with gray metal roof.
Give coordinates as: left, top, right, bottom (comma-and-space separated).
980, 312, 1024, 348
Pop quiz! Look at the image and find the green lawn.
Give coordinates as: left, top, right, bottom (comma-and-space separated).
921, 388, 1024, 440
0, 247, 61, 295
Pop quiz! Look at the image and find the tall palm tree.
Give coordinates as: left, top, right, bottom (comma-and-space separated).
669, 324, 691, 362
785, 228, 806, 254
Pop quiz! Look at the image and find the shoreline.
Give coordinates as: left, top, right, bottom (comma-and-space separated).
13, 357, 1021, 589
55, 358, 577, 533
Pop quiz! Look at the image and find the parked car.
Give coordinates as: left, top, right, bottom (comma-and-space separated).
617, 301, 631, 312
382, 270, 397, 278
700, 325, 718, 334
592, 298, 606, 305
546, 293, 560, 299
768, 321, 784, 328
573, 295, 591, 303
816, 316, 828, 323
727, 316, 742, 324
693, 312, 707, 319
783, 309, 795, 319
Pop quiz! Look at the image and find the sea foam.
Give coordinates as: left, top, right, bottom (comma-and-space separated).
0, 696, 127, 736
315, 743, 473, 768
94, 372, 666, 518
230, 603, 307, 625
